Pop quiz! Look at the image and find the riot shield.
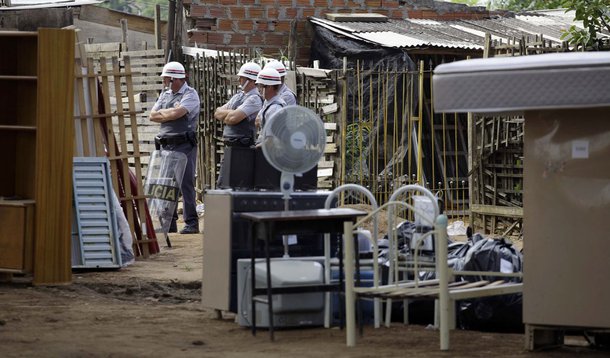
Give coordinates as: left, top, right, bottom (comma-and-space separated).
144, 150, 188, 237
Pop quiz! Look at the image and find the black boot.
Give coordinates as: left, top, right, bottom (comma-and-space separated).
179, 225, 199, 234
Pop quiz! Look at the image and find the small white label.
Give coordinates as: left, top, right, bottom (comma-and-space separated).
572, 140, 589, 159
287, 234, 298, 245
290, 131, 306, 150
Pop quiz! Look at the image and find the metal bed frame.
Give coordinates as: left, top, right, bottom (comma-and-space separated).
343, 184, 523, 350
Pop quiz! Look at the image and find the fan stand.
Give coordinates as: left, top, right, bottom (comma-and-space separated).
260, 105, 326, 260
281, 172, 295, 258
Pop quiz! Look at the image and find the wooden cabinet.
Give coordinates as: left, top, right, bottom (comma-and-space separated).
0, 29, 74, 284
0, 203, 34, 271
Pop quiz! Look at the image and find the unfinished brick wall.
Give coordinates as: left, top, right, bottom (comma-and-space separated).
185, 0, 489, 65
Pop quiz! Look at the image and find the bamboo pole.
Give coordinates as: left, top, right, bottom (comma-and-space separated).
400, 70, 407, 188
393, 67, 398, 193
154, 4, 162, 49
382, 65, 389, 202
356, 60, 363, 186
340, 57, 347, 186
370, 67, 376, 194
454, 112, 458, 218
417, 60, 424, 185
442, 112, 447, 213
166, 0, 175, 61
429, 63, 435, 190
407, 69, 413, 187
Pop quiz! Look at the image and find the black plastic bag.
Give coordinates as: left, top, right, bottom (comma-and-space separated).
456, 236, 524, 332
460, 237, 523, 283
458, 294, 524, 333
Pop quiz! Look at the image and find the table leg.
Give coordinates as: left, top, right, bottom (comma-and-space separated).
265, 223, 275, 341
338, 234, 344, 329
437, 215, 450, 350
323, 233, 331, 328
355, 235, 363, 336
251, 222, 256, 336
344, 220, 356, 347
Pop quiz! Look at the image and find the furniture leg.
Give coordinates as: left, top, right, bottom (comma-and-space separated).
265, 223, 274, 341
323, 233, 331, 328
436, 215, 450, 350
250, 221, 256, 336
344, 220, 356, 347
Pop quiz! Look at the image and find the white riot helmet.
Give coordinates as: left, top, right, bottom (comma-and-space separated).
255, 67, 282, 86
161, 61, 186, 78
237, 62, 261, 81
264, 60, 287, 77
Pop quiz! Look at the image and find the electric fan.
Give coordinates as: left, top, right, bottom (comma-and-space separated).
261, 105, 326, 257
261, 105, 326, 199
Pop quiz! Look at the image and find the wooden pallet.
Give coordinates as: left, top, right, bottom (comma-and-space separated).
82, 44, 165, 178
117, 49, 165, 176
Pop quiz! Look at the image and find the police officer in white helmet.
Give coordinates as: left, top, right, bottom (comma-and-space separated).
149, 61, 201, 234
214, 62, 263, 146
263, 60, 297, 105
214, 62, 263, 187
255, 67, 287, 145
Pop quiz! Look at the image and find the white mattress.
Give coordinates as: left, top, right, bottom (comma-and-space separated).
432, 52, 610, 113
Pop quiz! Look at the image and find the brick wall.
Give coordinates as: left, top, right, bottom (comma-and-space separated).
185, 0, 488, 65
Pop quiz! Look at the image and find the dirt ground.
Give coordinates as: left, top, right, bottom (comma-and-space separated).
0, 219, 605, 357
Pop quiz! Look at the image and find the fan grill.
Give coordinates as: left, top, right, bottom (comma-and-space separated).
261, 106, 326, 174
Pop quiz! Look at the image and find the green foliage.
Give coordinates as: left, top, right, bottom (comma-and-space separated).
345, 122, 370, 180
560, 0, 610, 50
473, 0, 610, 50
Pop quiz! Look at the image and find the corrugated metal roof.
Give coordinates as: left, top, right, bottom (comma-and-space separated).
310, 10, 605, 51
310, 17, 483, 50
